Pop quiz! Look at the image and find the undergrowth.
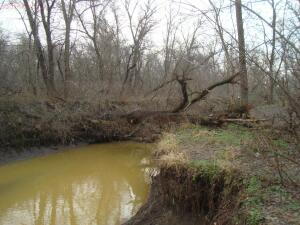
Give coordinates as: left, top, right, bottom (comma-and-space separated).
156, 123, 299, 225
243, 177, 264, 225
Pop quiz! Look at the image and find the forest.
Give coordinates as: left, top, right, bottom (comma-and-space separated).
0, 0, 299, 225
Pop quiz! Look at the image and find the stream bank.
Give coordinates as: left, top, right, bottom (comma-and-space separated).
0, 98, 194, 149
0, 97, 218, 164
125, 124, 300, 225
1, 98, 299, 225
124, 164, 242, 225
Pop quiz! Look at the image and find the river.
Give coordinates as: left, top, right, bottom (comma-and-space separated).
0, 142, 152, 225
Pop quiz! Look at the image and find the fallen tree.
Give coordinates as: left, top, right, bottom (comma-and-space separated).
172, 72, 240, 112
147, 72, 240, 113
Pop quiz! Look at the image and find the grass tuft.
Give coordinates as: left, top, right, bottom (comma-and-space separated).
189, 159, 221, 179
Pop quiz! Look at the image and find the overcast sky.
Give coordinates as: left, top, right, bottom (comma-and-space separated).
0, 0, 285, 50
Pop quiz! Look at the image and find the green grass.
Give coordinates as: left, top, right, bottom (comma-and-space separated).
175, 124, 253, 147
267, 185, 300, 212
214, 130, 241, 145
243, 176, 265, 225
268, 185, 287, 195
272, 139, 289, 149
246, 207, 265, 225
246, 177, 262, 194
189, 159, 221, 180
214, 124, 252, 146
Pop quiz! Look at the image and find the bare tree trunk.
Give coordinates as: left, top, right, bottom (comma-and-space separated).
27, 35, 37, 95
235, 0, 248, 106
172, 78, 189, 113
112, 5, 122, 84
23, 0, 54, 96
40, 0, 57, 95
61, 0, 75, 98
268, 0, 276, 104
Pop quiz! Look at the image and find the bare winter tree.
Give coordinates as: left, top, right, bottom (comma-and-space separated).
2, 0, 297, 128
235, 0, 248, 107
122, 0, 157, 93
61, 0, 76, 98
23, 0, 57, 96
163, 5, 180, 80
38, 0, 57, 95
241, 0, 300, 130
75, 0, 112, 83
265, 0, 277, 103
208, 0, 235, 75
147, 20, 239, 113
10, 0, 38, 95
111, 3, 122, 83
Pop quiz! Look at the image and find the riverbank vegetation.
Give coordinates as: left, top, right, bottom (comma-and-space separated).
0, 0, 300, 224
126, 124, 299, 225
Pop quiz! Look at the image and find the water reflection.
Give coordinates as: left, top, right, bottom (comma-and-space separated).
0, 142, 152, 225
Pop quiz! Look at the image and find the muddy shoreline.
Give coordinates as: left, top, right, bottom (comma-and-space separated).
0, 115, 162, 165
0, 132, 153, 166
0, 143, 90, 166
0, 100, 193, 165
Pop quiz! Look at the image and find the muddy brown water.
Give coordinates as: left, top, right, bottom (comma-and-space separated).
0, 142, 152, 225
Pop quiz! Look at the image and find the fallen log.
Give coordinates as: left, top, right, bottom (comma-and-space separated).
221, 118, 268, 123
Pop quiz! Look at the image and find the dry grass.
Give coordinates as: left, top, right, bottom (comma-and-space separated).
154, 132, 187, 166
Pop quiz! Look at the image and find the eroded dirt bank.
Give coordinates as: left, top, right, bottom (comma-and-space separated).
124, 124, 300, 225
124, 165, 242, 225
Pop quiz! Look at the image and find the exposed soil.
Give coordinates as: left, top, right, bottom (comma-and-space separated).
123, 175, 203, 225
124, 164, 242, 225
